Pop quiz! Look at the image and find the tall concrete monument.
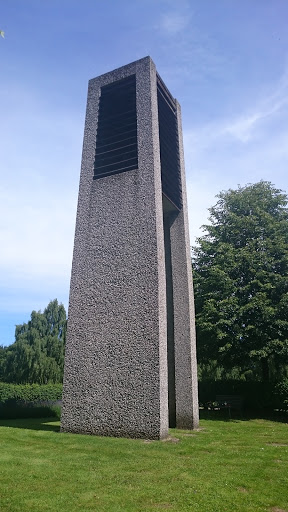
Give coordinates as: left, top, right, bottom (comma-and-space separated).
61, 57, 199, 439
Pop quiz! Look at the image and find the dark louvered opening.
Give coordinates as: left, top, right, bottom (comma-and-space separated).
94, 75, 138, 179
157, 74, 182, 210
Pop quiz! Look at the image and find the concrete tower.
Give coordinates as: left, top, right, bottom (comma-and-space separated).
61, 57, 199, 439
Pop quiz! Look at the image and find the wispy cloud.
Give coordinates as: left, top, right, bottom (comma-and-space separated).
223, 69, 288, 142
0, 86, 81, 316
183, 65, 288, 242
186, 65, 288, 149
160, 12, 191, 34
154, 5, 225, 87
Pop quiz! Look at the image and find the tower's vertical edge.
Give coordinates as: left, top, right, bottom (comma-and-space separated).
61, 57, 169, 439
169, 101, 199, 429
140, 59, 169, 439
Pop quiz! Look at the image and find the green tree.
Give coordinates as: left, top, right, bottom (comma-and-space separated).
2, 299, 67, 384
0, 345, 6, 381
192, 181, 288, 382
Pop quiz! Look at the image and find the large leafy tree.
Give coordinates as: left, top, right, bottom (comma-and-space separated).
192, 181, 288, 382
2, 299, 67, 384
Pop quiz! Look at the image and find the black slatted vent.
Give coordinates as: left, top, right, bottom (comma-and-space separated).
93, 75, 138, 179
157, 75, 182, 210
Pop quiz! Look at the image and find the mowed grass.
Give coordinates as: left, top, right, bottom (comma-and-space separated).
0, 415, 287, 512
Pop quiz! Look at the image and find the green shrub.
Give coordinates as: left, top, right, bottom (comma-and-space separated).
0, 383, 62, 419
274, 379, 288, 410
0, 405, 60, 420
0, 382, 62, 404
198, 380, 276, 410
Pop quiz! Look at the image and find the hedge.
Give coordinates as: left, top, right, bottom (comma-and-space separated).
0, 382, 63, 405
198, 380, 284, 410
0, 404, 61, 420
0, 383, 63, 420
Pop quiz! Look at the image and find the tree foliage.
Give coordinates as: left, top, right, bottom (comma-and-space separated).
1, 300, 66, 384
192, 181, 288, 382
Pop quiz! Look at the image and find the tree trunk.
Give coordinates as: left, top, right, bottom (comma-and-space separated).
261, 358, 270, 382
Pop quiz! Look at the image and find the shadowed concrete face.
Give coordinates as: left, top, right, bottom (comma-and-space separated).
61, 57, 199, 439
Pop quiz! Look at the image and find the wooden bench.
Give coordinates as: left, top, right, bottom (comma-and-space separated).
216, 395, 243, 418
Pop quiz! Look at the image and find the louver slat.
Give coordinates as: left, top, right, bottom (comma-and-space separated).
157, 76, 182, 210
93, 75, 138, 179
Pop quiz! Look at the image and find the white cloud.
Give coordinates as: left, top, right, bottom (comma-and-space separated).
183, 66, 288, 243
0, 192, 75, 271
160, 12, 191, 34
185, 64, 288, 151
222, 67, 288, 142
0, 85, 82, 316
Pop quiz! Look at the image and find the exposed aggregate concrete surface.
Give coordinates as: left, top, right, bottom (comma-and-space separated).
61, 57, 198, 440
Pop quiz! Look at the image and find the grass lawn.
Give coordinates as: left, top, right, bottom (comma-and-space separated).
0, 414, 287, 512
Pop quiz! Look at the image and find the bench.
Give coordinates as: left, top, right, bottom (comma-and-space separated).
215, 395, 243, 418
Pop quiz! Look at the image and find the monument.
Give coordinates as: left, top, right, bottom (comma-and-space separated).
61, 56, 199, 439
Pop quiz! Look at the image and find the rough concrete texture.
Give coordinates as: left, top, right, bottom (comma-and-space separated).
61, 56, 198, 439
61, 57, 169, 439
172, 101, 199, 429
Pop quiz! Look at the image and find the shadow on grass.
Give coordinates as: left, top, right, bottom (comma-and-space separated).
1, 410, 286, 433
0, 417, 60, 432
200, 408, 288, 423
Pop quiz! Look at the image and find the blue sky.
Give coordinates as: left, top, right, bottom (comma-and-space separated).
1, 0, 288, 346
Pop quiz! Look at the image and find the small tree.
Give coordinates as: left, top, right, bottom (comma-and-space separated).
192, 181, 288, 382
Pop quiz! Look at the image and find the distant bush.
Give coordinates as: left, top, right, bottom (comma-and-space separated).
0, 404, 61, 420
198, 380, 279, 410
0, 382, 62, 404
274, 379, 288, 410
0, 383, 62, 419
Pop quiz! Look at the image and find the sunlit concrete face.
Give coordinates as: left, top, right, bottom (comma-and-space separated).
61, 57, 199, 439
